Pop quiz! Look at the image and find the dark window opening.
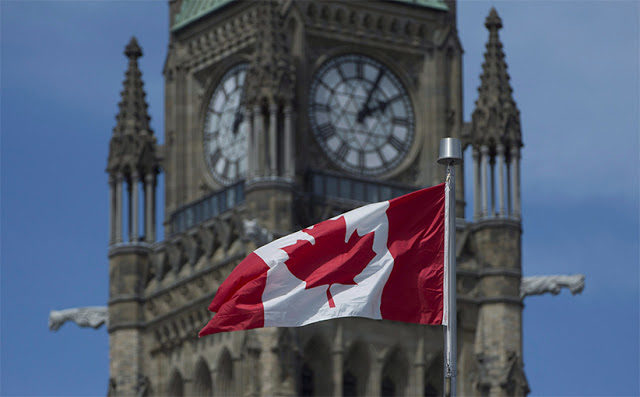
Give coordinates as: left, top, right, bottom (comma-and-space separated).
343, 370, 357, 397
381, 376, 396, 397
301, 363, 314, 396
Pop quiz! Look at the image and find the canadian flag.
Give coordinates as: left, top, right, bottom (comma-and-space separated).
199, 183, 445, 336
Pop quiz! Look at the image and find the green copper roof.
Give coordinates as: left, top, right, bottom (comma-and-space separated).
172, 0, 448, 31
391, 0, 448, 11
172, 0, 234, 31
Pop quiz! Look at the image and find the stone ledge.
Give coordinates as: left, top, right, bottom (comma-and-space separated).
109, 295, 145, 305
469, 217, 521, 232
108, 321, 146, 333
108, 243, 152, 258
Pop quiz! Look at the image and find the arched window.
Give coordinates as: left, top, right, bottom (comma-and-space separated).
301, 363, 314, 396
167, 369, 184, 397
343, 342, 370, 397
381, 376, 395, 397
301, 335, 332, 396
424, 353, 442, 397
216, 348, 234, 396
193, 358, 212, 396
424, 382, 438, 397
381, 347, 408, 396
343, 370, 357, 397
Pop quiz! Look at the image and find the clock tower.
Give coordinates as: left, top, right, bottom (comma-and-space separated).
106, 1, 528, 396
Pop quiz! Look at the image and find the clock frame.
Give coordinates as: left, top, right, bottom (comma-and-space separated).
202, 62, 249, 186
308, 54, 416, 177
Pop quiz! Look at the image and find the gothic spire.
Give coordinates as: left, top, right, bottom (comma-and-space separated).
113, 36, 152, 137
471, 8, 521, 147
107, 37, 158, 176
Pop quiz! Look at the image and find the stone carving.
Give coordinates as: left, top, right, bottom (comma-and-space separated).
298, 1, 434, 50
184, 231, 202, 266
242, 218, 274, 246
166, 240, 184, 273
151, 249, 169, 281
135, 374, 150, 397
500, 351, 529, 395
180, 11, 257, 71
213, 219, 232, 251
520, 274, 585, 298
198, 225, 215, 258
244, 0, 295, 105
107, 377, 117, 397
48, 306, 108, 331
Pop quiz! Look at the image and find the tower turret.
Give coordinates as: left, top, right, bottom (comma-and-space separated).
106, 37, 159, 396
243, 1, 297, 233
466, 9, 529, 396
107, 37, 160, 244
469, 8, 522, 221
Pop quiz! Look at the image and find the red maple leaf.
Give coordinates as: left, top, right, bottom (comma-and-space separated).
282, 216, 376, 308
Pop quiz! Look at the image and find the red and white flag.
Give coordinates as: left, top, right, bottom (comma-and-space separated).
199, 183, 445, 336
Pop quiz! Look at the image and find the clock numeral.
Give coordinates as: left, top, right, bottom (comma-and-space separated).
388, 135, 405, 151
204, 131, 216, 141
356, 61, 364, 80
336, 64, 347, 81
373, 68, 385, 87
358, 151, 365, 170
386, 94, 403, 105
209, 148, 222, 165
317, 123, 336, 139
392, 117, 409, 126
311, 103, 330, 113
233, 160, 241, 178
336, 142, 349, 161
223, 160, 230, 178
319, 80, 334, 93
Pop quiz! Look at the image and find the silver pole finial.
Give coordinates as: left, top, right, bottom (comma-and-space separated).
438, 137, 462, 165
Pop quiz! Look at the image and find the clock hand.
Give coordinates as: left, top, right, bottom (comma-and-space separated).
367, 99, 390, 115
232, 110, 244, 135
357, 69, 385, 123
232, 80, 248, 135
357, 99, 390, 124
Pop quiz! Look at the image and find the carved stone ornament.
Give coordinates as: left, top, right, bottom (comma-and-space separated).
135, 374, 150, 397
520, 274, 585, 298
48, 306, 108, 331
244, 1, 295, 106
242, 218, 274, 246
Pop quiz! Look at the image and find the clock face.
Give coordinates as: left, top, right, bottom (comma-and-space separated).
203, 63, 249, 185
309, 54, 415, 176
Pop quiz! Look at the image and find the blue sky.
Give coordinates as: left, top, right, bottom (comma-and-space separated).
1, 1, 638, 395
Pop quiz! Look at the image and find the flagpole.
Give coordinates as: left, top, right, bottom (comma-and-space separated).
438, 138, 462, 397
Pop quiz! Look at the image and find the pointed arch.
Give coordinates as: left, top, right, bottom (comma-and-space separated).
343, 370, 357, 397
381, 346, 409, 396
343, 341, 371, 396
424, 352, 443, 397
277, 328, 297, 383
193, 358, 213, 396
216, 347, 234, 396
167, 369, 184, 397
300, 362, 314, 396
300, 334, 332, 396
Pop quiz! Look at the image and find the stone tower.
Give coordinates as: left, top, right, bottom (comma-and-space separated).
464, 8, 528, 395
106, 1, 527, 396
107, 37, 160, 395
